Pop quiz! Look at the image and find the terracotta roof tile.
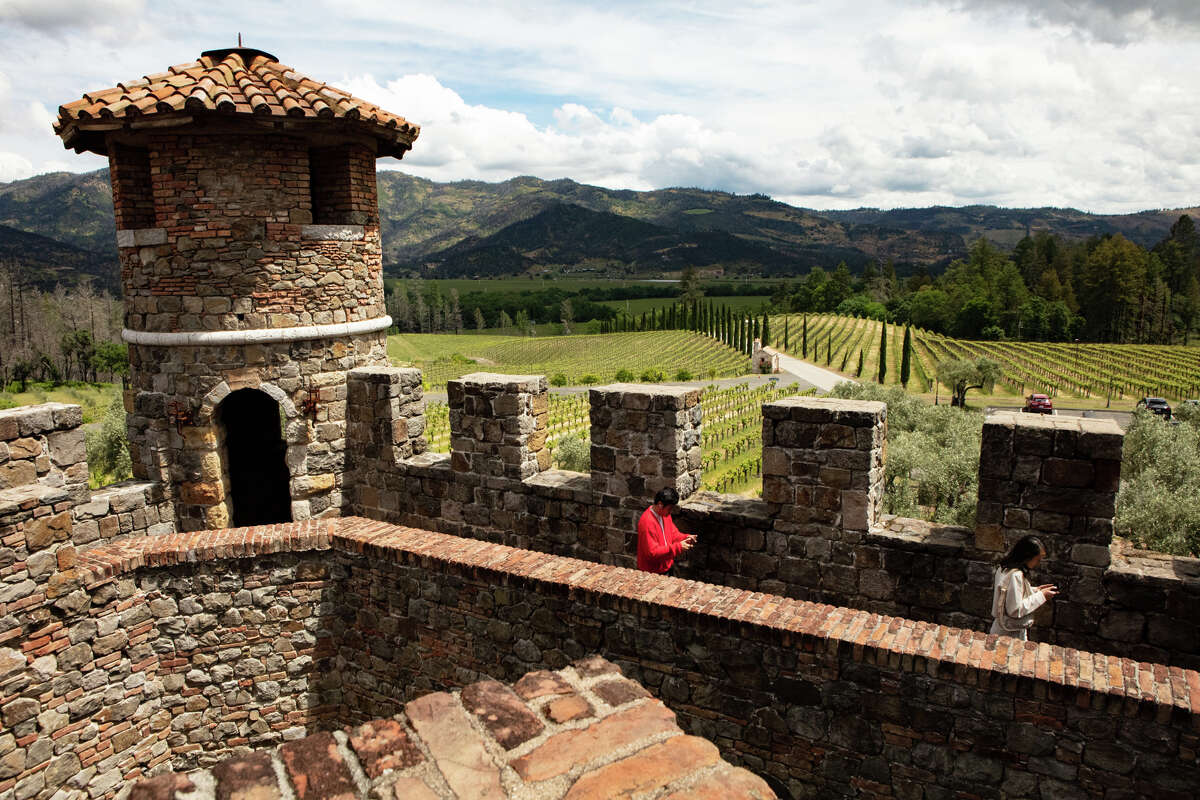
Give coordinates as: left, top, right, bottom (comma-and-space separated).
54, 48, 419, 158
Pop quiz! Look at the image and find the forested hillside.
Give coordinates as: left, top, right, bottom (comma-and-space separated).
764, 215, 1200, 345
4, 168, 1193, 287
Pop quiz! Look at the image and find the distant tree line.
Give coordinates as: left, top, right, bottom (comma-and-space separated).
770, 216, 1200, 344
0, 260, 127, 390
384, 273, 779, 333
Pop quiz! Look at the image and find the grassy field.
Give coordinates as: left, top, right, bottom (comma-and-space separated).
389, 330, 751, 389
0, 381, 121, 423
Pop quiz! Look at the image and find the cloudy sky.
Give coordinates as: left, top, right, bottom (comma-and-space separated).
1, 0, 1198, 212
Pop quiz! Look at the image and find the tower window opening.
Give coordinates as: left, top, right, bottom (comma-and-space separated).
110, 143, 156, 229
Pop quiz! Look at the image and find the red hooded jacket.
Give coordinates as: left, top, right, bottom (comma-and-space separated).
637, 505, 689, 573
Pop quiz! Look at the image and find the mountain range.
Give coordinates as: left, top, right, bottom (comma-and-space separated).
1, 168, 1195, 288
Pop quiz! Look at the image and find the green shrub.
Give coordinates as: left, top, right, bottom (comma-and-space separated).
554, 434, 591, 472
579, 374, 600, 385
640, 368, 664, 383
550, 373, 569, 387
85, 393, 132, 488
1116, 409, 1200, 556
674, 369, 693, 381
615, 368, 636, 382
830, 381, 981, 527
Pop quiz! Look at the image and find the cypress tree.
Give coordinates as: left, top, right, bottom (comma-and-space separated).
761, 313, 771, 348
878, 322, 888, 383
857, 348, 864, 376
640, 311, 647, 331
753, 317, 761, 347
802, 314, 808, 358
783, 316, 790, 351
827, 332, 832, 364
900, 325, 912, 387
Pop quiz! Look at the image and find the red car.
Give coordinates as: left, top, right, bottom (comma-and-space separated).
1023, 393, 1053, 414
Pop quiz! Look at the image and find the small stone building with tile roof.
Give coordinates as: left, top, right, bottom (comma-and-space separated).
54, 48, 420, 532
751, 338, 781, 374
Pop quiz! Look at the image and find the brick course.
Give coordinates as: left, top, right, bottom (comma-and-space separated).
5, 518, 1184, 799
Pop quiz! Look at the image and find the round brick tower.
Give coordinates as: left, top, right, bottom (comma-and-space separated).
54, 47, 419, 530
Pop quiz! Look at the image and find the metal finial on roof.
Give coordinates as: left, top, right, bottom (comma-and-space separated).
238, 32, 242, 47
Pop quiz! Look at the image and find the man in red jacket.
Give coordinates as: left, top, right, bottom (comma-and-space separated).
637, 488, 696, 574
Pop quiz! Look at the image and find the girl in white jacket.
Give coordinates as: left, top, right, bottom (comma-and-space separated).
990, 535, 1059, 641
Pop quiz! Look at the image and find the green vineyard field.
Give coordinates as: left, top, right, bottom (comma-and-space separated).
423, 381, 813, 495
388, 330, 749, 389
765, 313, 1200, 401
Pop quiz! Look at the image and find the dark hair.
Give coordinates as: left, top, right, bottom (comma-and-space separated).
654, 487, 680, 507
999, 535, 1045, 573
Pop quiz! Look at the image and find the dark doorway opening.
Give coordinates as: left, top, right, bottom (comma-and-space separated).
218, 389, 293, 527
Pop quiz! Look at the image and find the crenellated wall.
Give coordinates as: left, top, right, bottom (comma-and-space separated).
344, 368, 1200, 669
2, 519, 1193, 799
0, 383, 1197, 798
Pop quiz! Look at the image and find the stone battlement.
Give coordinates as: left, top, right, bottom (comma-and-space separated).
347, 369, 1200, 670
0, 383, 1198, 798
0, 517, 1194, 799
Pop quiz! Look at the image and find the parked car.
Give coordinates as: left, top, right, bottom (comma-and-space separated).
1136, 397, 1172, 419
1023, 393, 1053, 414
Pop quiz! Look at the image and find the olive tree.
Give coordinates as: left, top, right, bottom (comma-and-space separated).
936, 357, 1001, 408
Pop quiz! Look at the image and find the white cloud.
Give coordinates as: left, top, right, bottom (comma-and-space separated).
0, 0, 145, 33
0, 151, 35, 182
0, 0, 1196, 213
938, 1, 1200, 44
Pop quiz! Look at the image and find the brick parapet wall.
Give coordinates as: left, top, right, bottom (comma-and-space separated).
8, 518, 1191, 799
345, 372, 1200, 668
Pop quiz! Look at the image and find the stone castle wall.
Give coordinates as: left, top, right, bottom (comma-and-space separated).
0, 385, 1196, 797
346, 368, 1200, 670
111, 133, 384, 333
0, 519, 1191, 799
126, 332, 386, 530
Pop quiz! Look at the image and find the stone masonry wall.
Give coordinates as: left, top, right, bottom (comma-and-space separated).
113, 133, 384, 333
761, 397, 886, 539
126, 332, 386, 530
344, 370, 1200, 670
0, 404, 88, 504
11, 518, 1192, 800
111, 131, 391, 531
0, 521, 341, 799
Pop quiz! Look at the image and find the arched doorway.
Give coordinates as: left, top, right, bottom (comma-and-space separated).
217, 388, 293, 527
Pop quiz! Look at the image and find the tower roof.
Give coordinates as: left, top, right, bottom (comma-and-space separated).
54, 48, 420, 158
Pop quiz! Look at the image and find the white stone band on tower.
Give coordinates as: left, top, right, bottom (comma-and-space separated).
121, 316, 393, 346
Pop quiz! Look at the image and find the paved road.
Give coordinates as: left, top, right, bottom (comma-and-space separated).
422, 359, 853, 404
774, 352, 854, 393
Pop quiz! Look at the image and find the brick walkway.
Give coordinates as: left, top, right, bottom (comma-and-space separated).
128, 656, 775, 800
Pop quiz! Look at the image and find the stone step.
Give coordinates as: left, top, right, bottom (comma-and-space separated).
127, 656, 777, 800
